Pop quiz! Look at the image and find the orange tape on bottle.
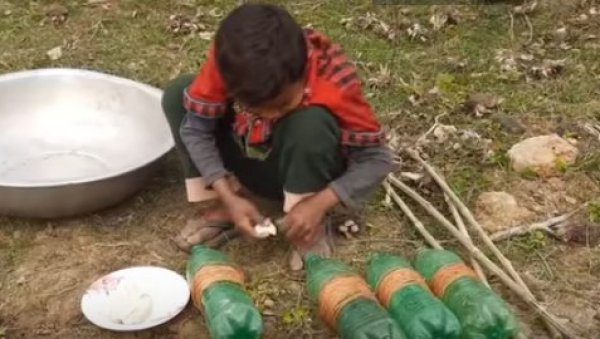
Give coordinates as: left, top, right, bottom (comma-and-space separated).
318, 275, 377, 329
430, 263, 478, 297
191, 264, 246, 308
376, 268, 431, 308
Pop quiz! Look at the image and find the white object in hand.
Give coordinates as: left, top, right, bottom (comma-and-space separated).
254, 219, 278, 238
108, 279, 153, 325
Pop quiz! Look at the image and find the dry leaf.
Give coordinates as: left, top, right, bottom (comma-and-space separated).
513, 1, 538, 15
208, 8, 223, 18
46, 46, 63, 61
407, 23, 427, 42
530, 59, 566, 79
429, 9, 459, 31
432, 124, 458, 143
45, 3, 68, 26
353, 12, 397, 41
366, 64, 393, 89
430, 13, 448, 31
167, 14, 206, 35
465, 92, 503, 117
198, 31, 214, 41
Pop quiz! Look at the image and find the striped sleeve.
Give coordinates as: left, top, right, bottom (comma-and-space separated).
307, 30, 385, 147
309, 30, 359, 90
184, 43, 228, 119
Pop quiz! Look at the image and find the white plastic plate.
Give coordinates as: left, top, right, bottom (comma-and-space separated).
81, 266, 190, 331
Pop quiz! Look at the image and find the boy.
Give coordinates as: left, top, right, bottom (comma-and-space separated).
161, 4, 392, 270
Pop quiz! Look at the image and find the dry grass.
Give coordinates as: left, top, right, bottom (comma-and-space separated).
1, 0, 599, 338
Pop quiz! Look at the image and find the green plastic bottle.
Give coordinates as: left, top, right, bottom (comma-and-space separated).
366, 253, 462, 339
414, 249, 519, 339
305, 254, 406, 339
186, 245, 263, 339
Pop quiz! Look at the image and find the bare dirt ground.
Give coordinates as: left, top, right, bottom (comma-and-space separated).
1, 1, 599, 338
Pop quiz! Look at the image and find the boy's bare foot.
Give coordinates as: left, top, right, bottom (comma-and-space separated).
288, 221, 334, 271
172, 208, 235, 252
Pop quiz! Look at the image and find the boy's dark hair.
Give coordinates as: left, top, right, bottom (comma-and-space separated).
215, 4, 307, 107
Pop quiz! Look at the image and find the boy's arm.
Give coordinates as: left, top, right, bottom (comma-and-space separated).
180, 113, 229, 186
329, 145, 393, 209
180, 42, 231, 187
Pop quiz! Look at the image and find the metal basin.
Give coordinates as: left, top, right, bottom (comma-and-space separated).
0, 69, 174, 218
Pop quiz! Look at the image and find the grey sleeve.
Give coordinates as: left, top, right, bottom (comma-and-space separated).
179, 113, 229, 186
329, 145, 394, 209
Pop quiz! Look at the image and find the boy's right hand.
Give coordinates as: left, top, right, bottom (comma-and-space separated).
223, 196, 264, 238
212, 177, 264, 238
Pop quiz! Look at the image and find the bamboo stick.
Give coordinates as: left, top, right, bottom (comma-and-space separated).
407, 149, 531, 291
383, 181, 443, 250
388, 174, 577, 338
491, 210, 581, 241
445, 194, 489, 287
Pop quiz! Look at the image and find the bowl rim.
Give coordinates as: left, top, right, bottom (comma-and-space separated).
0, 68, 175, 188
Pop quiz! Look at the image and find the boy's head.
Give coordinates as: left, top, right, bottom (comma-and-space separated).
215, 4, 307, 119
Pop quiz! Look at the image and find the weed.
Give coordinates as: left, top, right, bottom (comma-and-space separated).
587, 200, 600, 223
281, 305, 311, 328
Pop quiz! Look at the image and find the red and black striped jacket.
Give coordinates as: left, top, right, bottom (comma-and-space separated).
183, 29, 384, 147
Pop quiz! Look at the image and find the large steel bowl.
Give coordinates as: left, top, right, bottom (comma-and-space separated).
0, 69, 174, 218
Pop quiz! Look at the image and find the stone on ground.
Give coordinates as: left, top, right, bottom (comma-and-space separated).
475, 191, 532, 233
507, 134, 578, 177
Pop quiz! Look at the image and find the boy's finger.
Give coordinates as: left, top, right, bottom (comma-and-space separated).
239, 219, 260, 238
284, 218, 301, 241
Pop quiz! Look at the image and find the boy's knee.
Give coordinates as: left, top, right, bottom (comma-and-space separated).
277, 106, 340, 153
161, 74, 195, 114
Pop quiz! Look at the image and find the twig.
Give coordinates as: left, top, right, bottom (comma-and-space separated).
582, 122, 600, 142
92, 241, 138, 248
491, 209, 583, 241
445, 194, 489, 287
42, 283, 79, 298
509, 12, 515, 41
524, 14, 534, 44
535, 250, 555, 281
416, 113, 448, 145
383, 181, 443, 249
404, 150, 571, 338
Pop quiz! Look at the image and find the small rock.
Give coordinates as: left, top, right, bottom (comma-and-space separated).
553, 27, 568, 42
263, 298, 275, 308
47, 46, 63, 61
507, 134, 579, 177
16, 276, 26, 285
475, 191, 532, 233
564, 196, 577, 205
494, 114, 526, 135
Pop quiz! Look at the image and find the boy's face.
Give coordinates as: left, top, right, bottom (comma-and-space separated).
243, 80, 305, 120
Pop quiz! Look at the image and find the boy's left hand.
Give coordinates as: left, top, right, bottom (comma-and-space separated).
283, 188, 339, 246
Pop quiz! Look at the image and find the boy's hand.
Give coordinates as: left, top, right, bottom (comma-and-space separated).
224, 196, 264, 238
284, 188, 340, 246
212, 177, 263, 238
